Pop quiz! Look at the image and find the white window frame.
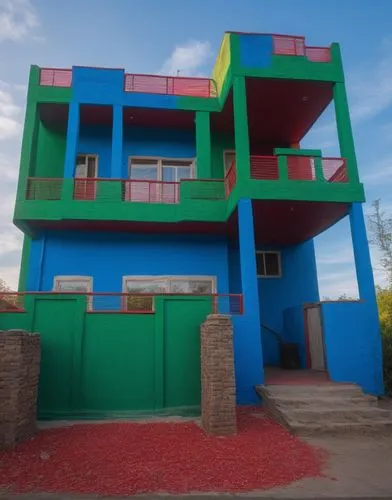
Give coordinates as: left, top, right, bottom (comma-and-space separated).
128, 157, 195, 181
122, 275, 216, 293
223, 150, 236, 174
256, 251, 282, 278
53, 276, 93, 310
75, 154, 98, 178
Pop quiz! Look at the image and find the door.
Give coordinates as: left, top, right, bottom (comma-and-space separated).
306, 305, 326, 370
74, 155, 97, 200
33, 299, 78, 415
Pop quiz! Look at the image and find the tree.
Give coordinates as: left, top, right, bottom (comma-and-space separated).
368, 199, 392, 288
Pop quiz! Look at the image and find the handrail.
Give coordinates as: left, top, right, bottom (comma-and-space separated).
261, 323, 284, 343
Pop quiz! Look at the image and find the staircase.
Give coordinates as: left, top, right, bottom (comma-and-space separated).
256, 383, 392, 435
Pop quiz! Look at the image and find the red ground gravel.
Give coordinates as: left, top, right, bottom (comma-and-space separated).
0, 408, 326, 495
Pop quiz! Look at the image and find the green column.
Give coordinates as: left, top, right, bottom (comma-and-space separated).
18, 235, 32, 291
233, 76, 250, 182
195, 111, 211, 179
333, 81, 360, 184
15, 71, 40, 201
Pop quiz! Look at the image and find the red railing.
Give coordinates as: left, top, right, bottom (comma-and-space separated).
74, 178, 97, 200
250, 156, 279, 180
124, 73, 217, 98
0, 292, 243, 315
249, 155, 348, 183
26, 178, 63, 200
287, 156, 316, 181
39, 68, 72, 87
322, 158, 348, 183
122, 180, 180, 204
272, 35, 331, 62
225, 160, 236, 196
273, 35, 305, 56
305, 46, 331, 63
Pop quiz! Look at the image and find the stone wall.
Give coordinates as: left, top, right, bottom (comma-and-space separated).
200, 314, 237, 435
0, 330, 41, 450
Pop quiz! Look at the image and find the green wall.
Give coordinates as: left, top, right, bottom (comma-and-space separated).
211, 132, 234, 179
0, 294, 213, 419
34, 123, 67, 178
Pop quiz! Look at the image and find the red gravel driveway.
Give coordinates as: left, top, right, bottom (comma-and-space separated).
0, 408, 326, 495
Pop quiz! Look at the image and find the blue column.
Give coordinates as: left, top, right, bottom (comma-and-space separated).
233, 198, 264, 404
349, 202, 384, 394
350, 203, 377, 301
64, 102, 79, 179
111, 104, 123, 178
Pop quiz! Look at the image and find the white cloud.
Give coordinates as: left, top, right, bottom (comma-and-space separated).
361, 155, 392, 184
348, 40, 392, 122
160, 40, 213, 77
0, 0, 39, 42
0, 87, 22, 140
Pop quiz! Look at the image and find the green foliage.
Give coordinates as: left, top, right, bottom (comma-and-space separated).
377, 288, 392, 394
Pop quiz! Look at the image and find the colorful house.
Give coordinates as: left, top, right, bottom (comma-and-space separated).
4, 32, 383, 419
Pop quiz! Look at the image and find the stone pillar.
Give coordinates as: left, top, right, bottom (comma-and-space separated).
200, 314, 237, 436
0, 330, 41, 450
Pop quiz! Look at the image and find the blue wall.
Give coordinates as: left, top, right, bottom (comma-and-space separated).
27, 232, 229, 294
75, 125, 195, 179
283, 305, 307, 368
122, 127, 195, 178
239, 34, 273, 68
78, 125, 112, 178
258, 240, 319, 365
322, 301, 383, 395
72, 67, 179, 109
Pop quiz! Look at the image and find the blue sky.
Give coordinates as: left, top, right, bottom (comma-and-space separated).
0, 0, 391, 296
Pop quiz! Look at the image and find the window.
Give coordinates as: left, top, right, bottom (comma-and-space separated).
54, 276, 93, 309
74, 155, 98, 200
54, 276, 93, 292
75, 155, 98, 178
256, 252, 281, 278
127, 157, 194, 203
123, 276, 216, 311
223, 150, 236, 173
129, 158, 194, 181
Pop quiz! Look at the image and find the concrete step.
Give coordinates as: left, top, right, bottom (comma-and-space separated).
284, 407, 392, 424
257, 382, 392, 436
289, 420, 392, 436
267, 395, 378, 409
262, 384, 364, 397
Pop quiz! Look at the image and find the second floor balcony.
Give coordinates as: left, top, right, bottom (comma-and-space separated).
17, 152, 363, 232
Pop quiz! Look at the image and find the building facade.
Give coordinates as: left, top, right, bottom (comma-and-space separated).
6, 32, 383, 418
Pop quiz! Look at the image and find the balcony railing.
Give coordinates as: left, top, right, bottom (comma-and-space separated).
39, 68, 72, 87
124, 73, 217, 98
225, 160, 237, 196
250, 155, 348, 182
26, 177, 63, 200
0, 292, 243, 315
25, 177, 227, 204
272, 35, 331, 62
250, 156, 279, 180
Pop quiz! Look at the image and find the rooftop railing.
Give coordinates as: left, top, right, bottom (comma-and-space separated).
272, 35, 331, 62
38, 67, 217, 97
124, 73, 217, 97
